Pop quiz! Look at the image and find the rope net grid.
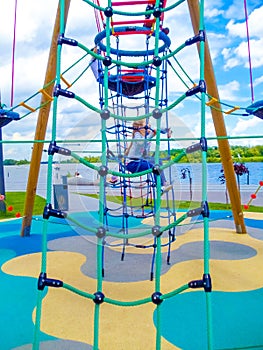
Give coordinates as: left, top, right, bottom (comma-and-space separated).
11, 1, 239, 349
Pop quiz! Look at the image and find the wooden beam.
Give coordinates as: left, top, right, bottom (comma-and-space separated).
187, 0, 246, 233
21, 0, 71, 236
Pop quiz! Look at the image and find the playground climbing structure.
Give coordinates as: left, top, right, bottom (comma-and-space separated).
10, 0, 254, 349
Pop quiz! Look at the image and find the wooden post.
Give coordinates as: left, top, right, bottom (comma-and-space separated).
21, 0, 71, 236
187, 0, 246, 233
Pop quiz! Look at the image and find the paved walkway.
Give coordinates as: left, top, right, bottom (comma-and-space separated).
62, 184, 263, 213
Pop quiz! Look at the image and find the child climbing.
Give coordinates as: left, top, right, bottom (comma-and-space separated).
125, 119, 172, 193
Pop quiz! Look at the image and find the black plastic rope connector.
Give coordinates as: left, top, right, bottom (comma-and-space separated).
48, 141, 71, 156
188, 274, 212, 292
103, 56, 112, 67
98, 165, 108, 177
43, 203, 66, 220
38, 272, 63, 291
186, 137, 207, 154
152, 292, 163, 305
186, 80, 206, 97
153, 56, 162, 67
199, 30, 206, 42
57, 33, 78, 46
53, 84, 75, 98
186, 206, 203, 218
152, 225, 162, 237
100, 109, 110, 120
93, 291, 105, 304
153, 7, 161, 18
96, 226, 106, 239
152, 108, 162, 119
203, 273, 212, 292
185, 30, 206, 46
188, 279, 204, 289
186, 142, 201, 154
104, 7, 113, 17
199, 79, 206, 93
153, 164, 161, 175
186, 201, 209, 218
200, 136, 208, 152
201, 201, 210, 218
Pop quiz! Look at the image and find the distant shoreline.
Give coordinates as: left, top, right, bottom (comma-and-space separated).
3, 159, 263, 166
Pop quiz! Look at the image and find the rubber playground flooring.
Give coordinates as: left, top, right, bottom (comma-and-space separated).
1, 210, 263, 350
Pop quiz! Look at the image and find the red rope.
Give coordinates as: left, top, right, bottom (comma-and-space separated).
10, 0, 18, 107
93, 0, 104, 33
244, 0, 254, 103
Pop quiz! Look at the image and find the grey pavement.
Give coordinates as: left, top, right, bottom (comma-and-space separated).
62, 184, 263, 213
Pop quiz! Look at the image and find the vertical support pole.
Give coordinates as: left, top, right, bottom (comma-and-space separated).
0, 128, 6, 212
187, 0, 246, 233
20, 0, 71, 236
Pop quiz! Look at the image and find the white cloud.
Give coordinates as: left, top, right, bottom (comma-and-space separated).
223, 6, 263, 70
218, 80, 244, 103
254, 75, 263, 87
231, 115, 262, 134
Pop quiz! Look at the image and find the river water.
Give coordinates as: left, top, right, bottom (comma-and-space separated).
4, 162, 262, 193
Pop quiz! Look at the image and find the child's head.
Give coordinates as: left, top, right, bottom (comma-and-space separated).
132, 119, 147, 136
133, 119, 145, 129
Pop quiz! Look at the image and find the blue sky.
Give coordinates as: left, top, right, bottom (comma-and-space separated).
0, 0, 262, 160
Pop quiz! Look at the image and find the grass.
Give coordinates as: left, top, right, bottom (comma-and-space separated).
79, 193, 263, 212
0, 192, 46, 220
1, 191, 262, 221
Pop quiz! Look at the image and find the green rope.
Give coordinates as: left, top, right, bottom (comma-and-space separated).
198, 0, 213, 349
63, 282, 189, 306
30, 0, 237, 348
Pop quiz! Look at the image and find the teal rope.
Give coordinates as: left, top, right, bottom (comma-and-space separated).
30, 1, 225, 349
199, 0, 213, 348
63, 282, 189, 306
33, 1, 66, 349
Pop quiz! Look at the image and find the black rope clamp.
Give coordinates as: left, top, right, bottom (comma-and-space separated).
152, 291, 163, 305
38, 272, 63, 291
187, 206, 203, 218
98, 165, 108, 177
153, 56, 162, 67
100, 109, 110, 120
53, 84, 75, 99
103, 56, 112, 67
104, 7, 113, 17
188, 273, 212, 292
201, 201, 210, 218
43, 203, 66, 220
187, 201, 209, 218
186, 137, 207, 154
152, 225, 162, 237
96, 226, 106, 239
153, 7, 162, 18
57, 33, 78, 46
153, 164, 162, 175
186, 79, 206, 97
185, 30, 206, 46
93, 291, 105, 304
48, 141, 71, 156
152, 108, 162, 119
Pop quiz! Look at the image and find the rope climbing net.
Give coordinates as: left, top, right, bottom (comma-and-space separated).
33, 0, 214, 349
